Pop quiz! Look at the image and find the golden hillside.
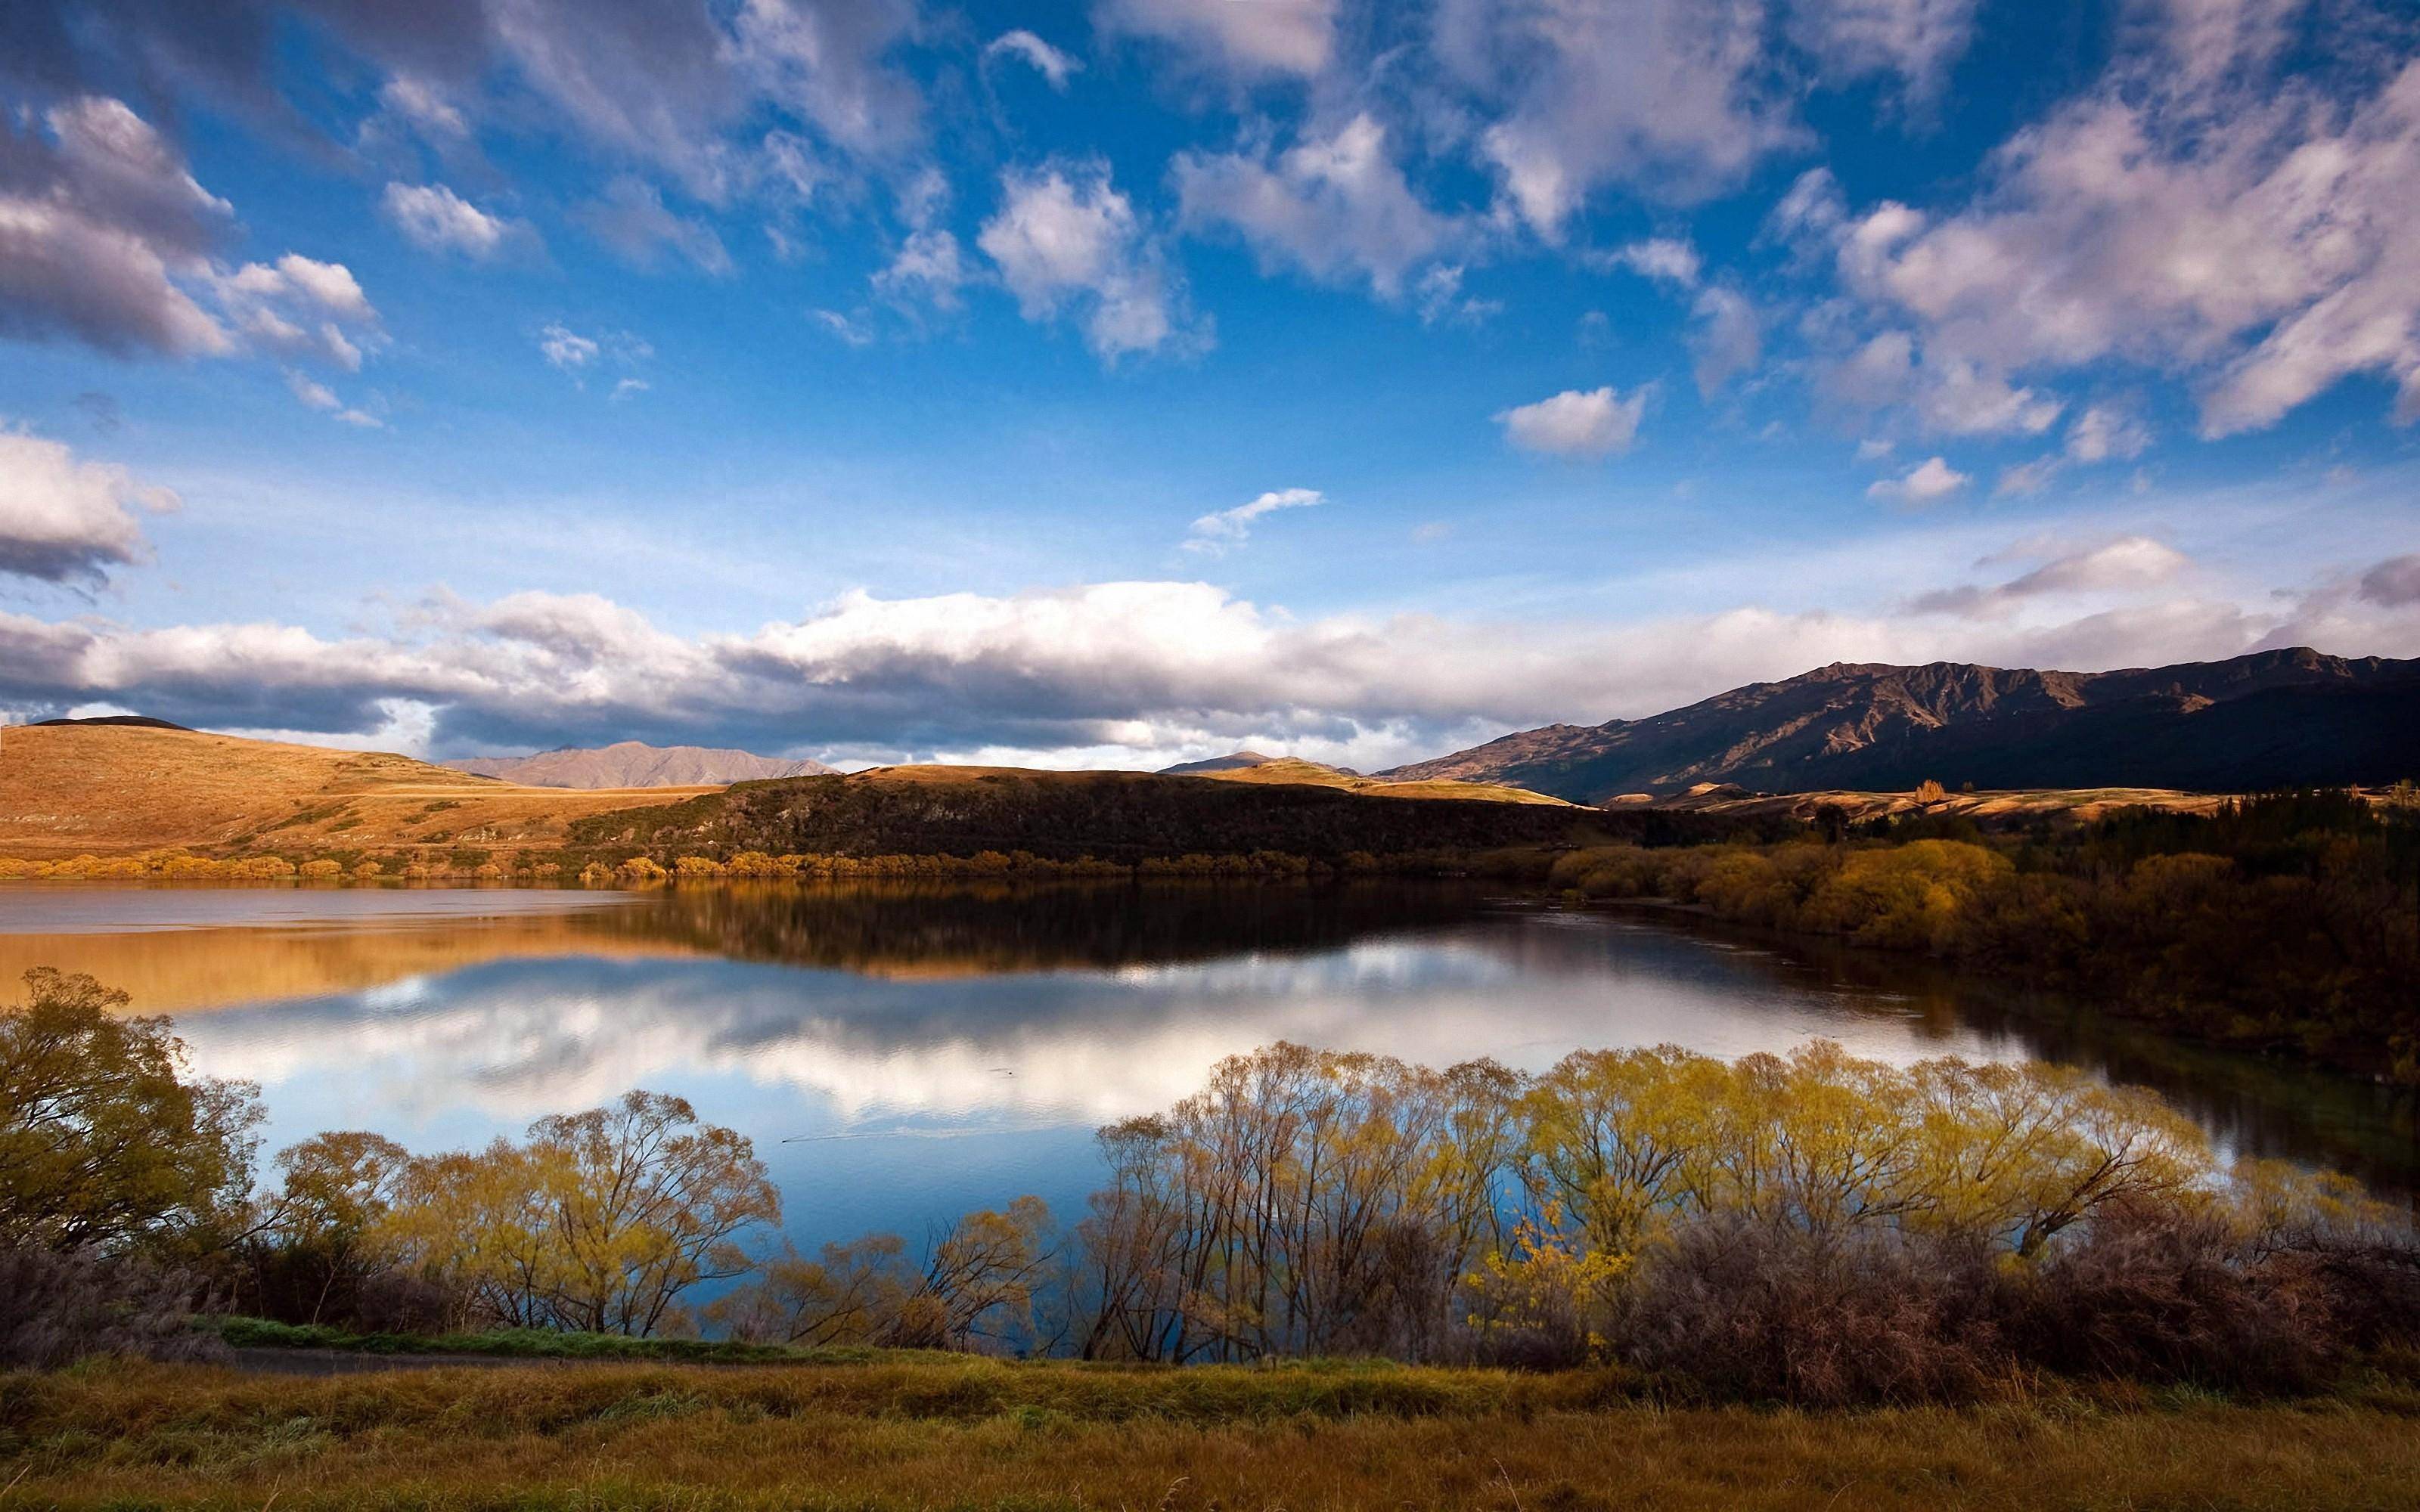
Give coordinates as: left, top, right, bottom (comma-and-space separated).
0, 723, 707, 859
1191, 757, 1574, 806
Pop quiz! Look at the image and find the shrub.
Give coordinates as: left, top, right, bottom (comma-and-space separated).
0, 1246, 228, 1368
1618, 1214, 2006, 1406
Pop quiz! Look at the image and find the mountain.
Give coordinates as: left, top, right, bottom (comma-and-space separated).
1171, 755, 1568, 805
444, 741, 835, 789
1384, 648, 2420, 803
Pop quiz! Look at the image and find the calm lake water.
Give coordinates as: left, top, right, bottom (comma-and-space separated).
3, 881, 2412, 1250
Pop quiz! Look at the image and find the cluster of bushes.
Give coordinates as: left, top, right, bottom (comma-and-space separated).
1058, 1040, 2417, 1402
1494, 792, 2420, 1083
0, 849, 571, 882
576, 848, 1416, 885
8, 967, 2414, 1405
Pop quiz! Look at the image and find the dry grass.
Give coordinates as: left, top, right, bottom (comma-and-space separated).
1199, 758, 1575, 806
0, 725, 706, 859
5, 1356, 2418, 1510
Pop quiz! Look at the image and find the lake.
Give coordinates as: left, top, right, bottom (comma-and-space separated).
3, 880, 2412, 1253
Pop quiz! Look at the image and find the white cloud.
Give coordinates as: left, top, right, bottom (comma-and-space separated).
1600, 237, 1702, 287
1688, 284, 1761, 395
1993, 457, 2062, 497
871, 228, 970, 309
1414, 265, 1500, 327
0, 96, 234, 358
1496, 385, 1652, 459
1444, 0, 1805, 236
538, 323, 600, 370
984, 29, 1083, 90
1174, 115, 1460, 299
2065, 404, 2152, 464
1808, 32, 2420, 438
809, 308, 873, 346
610, 377, 650, 401
0, 423, 178, 585
1868, 455, 1970, 504
1095, 0, 1338, 79
8, 551, 2406, 765
1184, 488, 1323, 554
381, 182, 533, 260
1910, 534, 2190, 616
979, 161, 1200, 362
1786, 0, 1981, 100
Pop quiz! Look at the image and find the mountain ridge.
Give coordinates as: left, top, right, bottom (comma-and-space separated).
1383, 647, 2420, 802
443, 740, 834, 789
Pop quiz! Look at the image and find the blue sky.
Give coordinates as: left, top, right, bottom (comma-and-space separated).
2, 0, 2416, 767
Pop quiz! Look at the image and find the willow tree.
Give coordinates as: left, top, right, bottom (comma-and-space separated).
0, 969, 259, 1254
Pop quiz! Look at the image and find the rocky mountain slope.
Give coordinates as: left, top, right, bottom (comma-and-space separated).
1385, 647, 2420, 803
445, 741, 834, 789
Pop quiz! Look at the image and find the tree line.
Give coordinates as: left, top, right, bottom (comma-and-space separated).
1480, 791, 2420, 1084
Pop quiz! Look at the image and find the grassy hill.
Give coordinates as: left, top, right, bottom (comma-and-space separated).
0, 723, 706, 860
1192, 755, 1573, 805
566, 764, 1727, 864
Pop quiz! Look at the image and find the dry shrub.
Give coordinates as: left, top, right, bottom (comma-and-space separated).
2013, 1200, 2420, 1394
0, 1246, 228, 1368
1617, 1215, 2007, 1407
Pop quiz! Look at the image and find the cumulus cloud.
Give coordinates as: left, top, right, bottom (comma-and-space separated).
1174, 115, 1461, 299
0, 95, 234, 356
984, 29, 1082, 90
1599, 237, 1702, 287
871, 228, 970, 309
1868, 455, 1969, 505
1796, 15, 2420, 438
2065, 403, 2152, 464
1440, 0, 1804, 236
1413, 265, 1500, 327
1496, 385, 1651, 459
1786, 0, 1981, 100
4, 552, 2403, 766
0, 423, 178, 585
1095, 0, 1338, 79
380, 181, 534, 259
1909, 535, 2189, 616
979, 160, 1201, 362
1184, 488, 1323, 554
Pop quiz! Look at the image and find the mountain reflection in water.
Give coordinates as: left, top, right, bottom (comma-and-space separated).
5, 880, 2411, 1248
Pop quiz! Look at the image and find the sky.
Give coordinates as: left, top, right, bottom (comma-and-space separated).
2, 0, 2418, 770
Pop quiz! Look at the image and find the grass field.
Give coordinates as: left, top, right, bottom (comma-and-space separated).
5, 1354, 2418, 1510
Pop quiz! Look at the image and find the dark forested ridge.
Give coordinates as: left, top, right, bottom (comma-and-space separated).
566, 767, 1748, 863
1385, 647, 2420, 803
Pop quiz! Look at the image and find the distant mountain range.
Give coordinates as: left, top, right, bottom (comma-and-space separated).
1384, 647, 2420, 803
444, 741, 834, 789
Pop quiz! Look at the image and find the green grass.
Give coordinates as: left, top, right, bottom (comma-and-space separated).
206, 1317, 863, 1365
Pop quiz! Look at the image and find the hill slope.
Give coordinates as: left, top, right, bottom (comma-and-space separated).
569, 764, 1715, 863
0, 723, 706, 858
1385, 647, 2420, 803
1187, 756, 1572, 805
444, 741, 833, 788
